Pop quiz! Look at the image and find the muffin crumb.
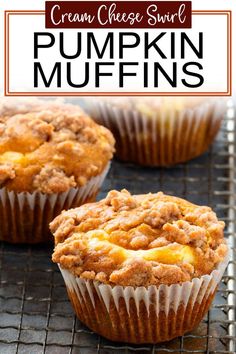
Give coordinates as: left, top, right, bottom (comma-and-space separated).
0, 163, 15, 184
33, 167, 76, 194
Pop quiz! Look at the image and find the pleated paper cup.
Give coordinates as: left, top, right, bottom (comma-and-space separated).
87, 99, 226, 166
59, 253, 229, 344
0, 164, 110, 244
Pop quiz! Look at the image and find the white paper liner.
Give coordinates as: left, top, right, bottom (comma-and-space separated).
0, 163, 110, 243
59, 251, 229, 317
87, 99, 226, 166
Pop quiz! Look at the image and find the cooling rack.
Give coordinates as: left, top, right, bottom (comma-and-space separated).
0, 109, 235, 354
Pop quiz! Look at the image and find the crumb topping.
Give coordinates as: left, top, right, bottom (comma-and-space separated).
0, 100, 115, 193
51, 190, 227, 287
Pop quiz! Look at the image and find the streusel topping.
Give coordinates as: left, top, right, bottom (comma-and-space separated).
0, 102, 115, 193
51, 190, 227, 287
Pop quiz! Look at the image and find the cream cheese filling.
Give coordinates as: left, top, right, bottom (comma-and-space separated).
86, 230, 195, 265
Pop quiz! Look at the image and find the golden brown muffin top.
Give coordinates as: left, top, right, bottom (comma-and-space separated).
0, 101, 115, 193
51, 190, 227, 287
92, 97, 223, 117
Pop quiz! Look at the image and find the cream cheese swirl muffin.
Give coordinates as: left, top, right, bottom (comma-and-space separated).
51, 190, 228, 343
85, 97, 227, 166
0, 99, 115, 243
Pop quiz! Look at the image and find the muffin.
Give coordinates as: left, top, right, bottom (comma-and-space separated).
85, 97, 227, 166
51, 189, 229, 343
0, 100, 115, 243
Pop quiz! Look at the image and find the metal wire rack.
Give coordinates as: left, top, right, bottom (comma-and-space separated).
0, 111, 235, 354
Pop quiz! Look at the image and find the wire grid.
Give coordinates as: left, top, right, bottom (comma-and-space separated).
0, 114, 235, 354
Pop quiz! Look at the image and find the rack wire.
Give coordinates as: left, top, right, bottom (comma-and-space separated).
0, 112, 235, 354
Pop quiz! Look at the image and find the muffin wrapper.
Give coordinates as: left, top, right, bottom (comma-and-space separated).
88, 100, 226, 166
0, 164, 110, 244
59, 252, 229, 343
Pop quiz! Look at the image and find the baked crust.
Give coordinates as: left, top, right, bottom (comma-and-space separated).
51, 190, 227, 286
0, 100, 115, 193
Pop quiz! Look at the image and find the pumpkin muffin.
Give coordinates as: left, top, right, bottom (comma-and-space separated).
85, 97, 227, 166
0, 99, 115, 243
51, 189, 228, 343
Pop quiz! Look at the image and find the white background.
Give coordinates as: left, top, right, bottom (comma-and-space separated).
0, 0, 235, 96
